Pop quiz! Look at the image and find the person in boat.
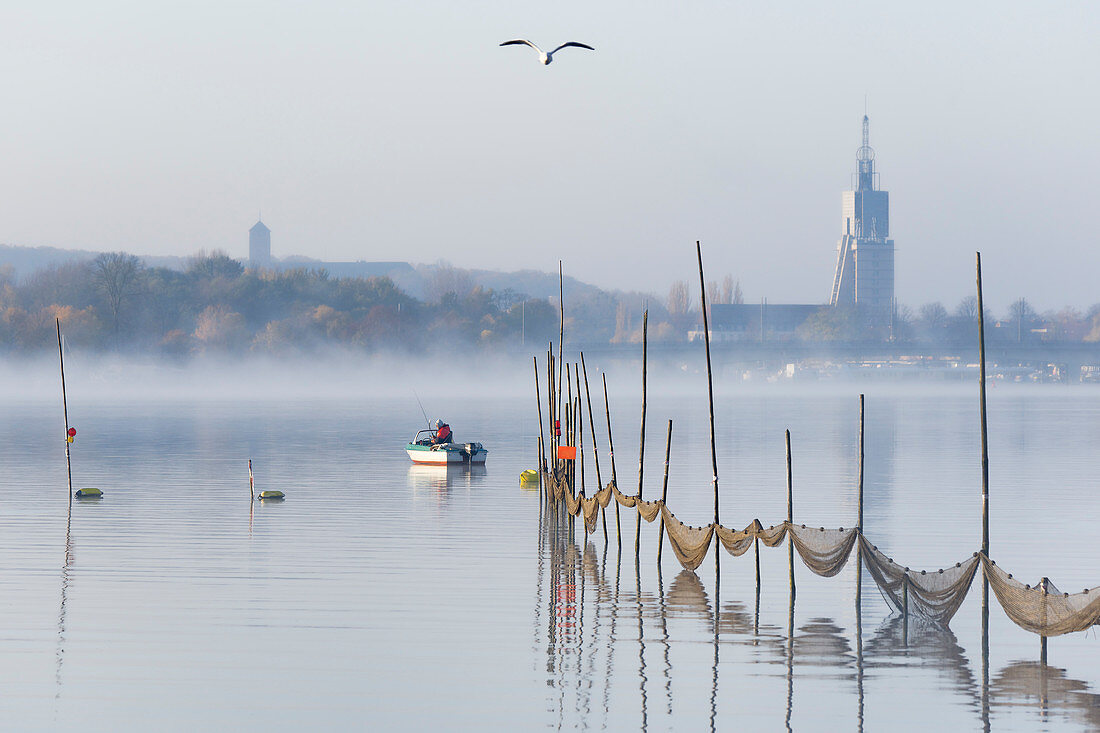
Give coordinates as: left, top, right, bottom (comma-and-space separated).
431, 419, 453, 445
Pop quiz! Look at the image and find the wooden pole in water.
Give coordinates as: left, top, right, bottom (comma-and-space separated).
548, 345, 556, 473
1040, 577, 1049, 665
558, 261, 565, 426
696, 242, 720, 572
603, 373, 621, 549
575, 365, 584, 491
902, 572, 910, 645
786, 430, 794, 598
857, 394, 865, 613
56, 319, 73, 508
534, 356, 546, 498
656, 419, 673, 565
537, 436, 544, 499
567, 362, 574, 499
578, 392, 586, 541
580, 354, 607, 544
249, 458, 255, 500
977, 252, 991, 652
635, 309, 648, 560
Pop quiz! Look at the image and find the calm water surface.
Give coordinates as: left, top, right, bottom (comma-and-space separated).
1, 381, 1099, 731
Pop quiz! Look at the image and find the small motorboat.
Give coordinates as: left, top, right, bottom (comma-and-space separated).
406, 429, 488, 465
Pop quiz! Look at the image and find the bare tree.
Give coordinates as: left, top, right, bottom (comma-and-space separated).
427, 264, 474, 304
188, 250, 244, 280
93, 252, 145, 336
954, 296, 978, 320
667, 280, 690, 317
1009, 297, 1038, 343
918, 302, 948, 331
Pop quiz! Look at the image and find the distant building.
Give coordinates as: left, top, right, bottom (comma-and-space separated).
249, 218, 271, 266
829, 116, 895, 329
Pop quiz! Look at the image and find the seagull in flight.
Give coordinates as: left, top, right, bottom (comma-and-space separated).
499, 39, 595, 66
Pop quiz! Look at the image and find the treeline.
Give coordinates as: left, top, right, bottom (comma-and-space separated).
0, 251, 672, 356
795, 297, 1100, 344
0, 252, 564, 355
4, 250, 1095, 354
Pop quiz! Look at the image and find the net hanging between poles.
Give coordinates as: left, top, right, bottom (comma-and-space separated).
541, 472, 1100, 638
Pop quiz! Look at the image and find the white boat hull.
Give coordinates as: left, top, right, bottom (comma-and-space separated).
406, 443, 488, 465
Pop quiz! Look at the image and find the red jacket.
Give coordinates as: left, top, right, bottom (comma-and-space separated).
433, 424, 452, 444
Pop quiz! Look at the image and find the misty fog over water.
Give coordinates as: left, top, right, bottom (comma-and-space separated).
1, 374, 1099, 730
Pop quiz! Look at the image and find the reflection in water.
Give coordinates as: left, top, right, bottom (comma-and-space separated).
863, 615, 980, 717
991, 660, 1100, 730
538, 506, 1100, 730
55, 506, 74, 697
406, 464, 487, 495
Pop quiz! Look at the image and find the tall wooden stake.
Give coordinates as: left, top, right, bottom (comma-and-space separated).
977, 252, 991, 662
537, 436, 544, 499
657, 419, 673, 564
786, 430, 794, 598
567, 362, 574, 498
57, 319, 73, 509
857, 394, 865, 613
696, 242, 720, 573
603, 373, 621, 549
558, 261, 565, 425
902, 572, 910, 646
548, 345, 556, 472
578, 392, 586, 542
580, 354, 607, 544
635, 310, 648, 559
534, 356, 546, 498
1040, 577, 1049, 665
249, 458, 255, 500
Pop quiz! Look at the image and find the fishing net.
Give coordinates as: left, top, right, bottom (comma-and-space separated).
713, 520, 761, 557
757, 522, 790, 548
788, 524, 857, 577
982, 555, 1100, 636
659, 505, 714, 571
593, 483, 613, 508
637, 498, 662, 523
611, 482, 639, 508
541, 473, 1100, 638
560, 485, 581, 516
579, 493, 602, 533
858, 536, 980, 626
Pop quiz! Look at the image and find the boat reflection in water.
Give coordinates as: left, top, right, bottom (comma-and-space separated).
406, 463, 487, 494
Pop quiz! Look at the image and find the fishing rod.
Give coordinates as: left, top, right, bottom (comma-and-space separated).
413, 390, 432, 430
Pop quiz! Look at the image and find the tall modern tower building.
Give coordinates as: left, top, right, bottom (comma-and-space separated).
249, 218, 271, 266
829, 116, 894, 327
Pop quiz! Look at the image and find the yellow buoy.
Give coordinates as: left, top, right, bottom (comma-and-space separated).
257, 490, 285, 500
75, 487, 103, 498
520, 469, 539, 484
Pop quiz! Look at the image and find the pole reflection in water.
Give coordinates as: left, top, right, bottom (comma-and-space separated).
657, 568, 672, 717
786, 585, 794, 733
711, 563, 718, 733
990, 661, 1100, 730
636, 557, 648, 732
55, 505, 74, 697
535, 500, 1100, 730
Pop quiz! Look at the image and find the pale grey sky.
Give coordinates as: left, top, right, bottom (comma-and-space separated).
1, 1, 1097, 311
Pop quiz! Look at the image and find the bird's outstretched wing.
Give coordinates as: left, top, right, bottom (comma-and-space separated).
500, 39, 542, 53
550, 42, 595, 54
